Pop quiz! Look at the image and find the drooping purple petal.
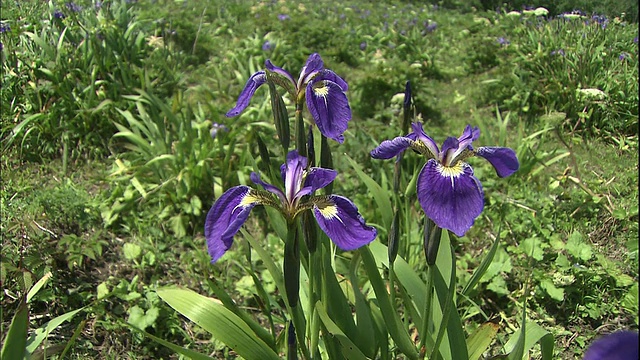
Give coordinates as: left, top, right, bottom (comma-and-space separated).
306, 80, 351, 143
298, 167, 337, 197
298, 53, 324, 88
316, 69, 348, 91
370, 137, 413, 159
476, 147, 520, 178
250, 172, 286, 203
409, 122, 439, 157
416, 160, 484, 237
205, 186, 257, 263
226, 71, 267, 117
584, 331, 639, 360
312, 195, 377, 250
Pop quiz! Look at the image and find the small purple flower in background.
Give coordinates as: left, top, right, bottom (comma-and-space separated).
359, 41, 367, 51
95, 1, 102, 9
54, 10, 66, 19
278, 14, 290, 21
65, 2, 82, 12
210, 123, 228, 139
497, 37, 510, 46
0, 23, 11, 33
262, 40, 272, 51
0, 42, 3, 52
633, 36, 638, 44
591, 14, 608, 29
205, 150, 377, 262
550, 48, 566, 56
619, 52, 630, 61
425, 21, 437, 33
226, 53, 352, 143
371, 123, 519, 236
583, 331, 638, 360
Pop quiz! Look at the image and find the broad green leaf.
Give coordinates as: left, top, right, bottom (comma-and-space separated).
25, 307, 86, 354
345, 155, 393, 229
462, 231, 501, 296
157, 287, 280, 360
504, 320, 554, 360
2, 300, 28, 360
127, 305, 159, 331
540, 279, 564, 301
26, 272, 52, 303
128, 324, 215, 360
360, 246, 419, 359
467, 322, 499, 360
123, 243, 142, 261
315, 301, 369, 360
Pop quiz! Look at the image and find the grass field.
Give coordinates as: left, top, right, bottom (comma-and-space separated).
1, 1, 638, 359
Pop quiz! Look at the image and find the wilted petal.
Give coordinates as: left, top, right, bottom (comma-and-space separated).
205, 186, 258, 263
226, 71, 267, 117
312, 195, 377, 250
250, 172, 286, 203
317, 69, 348, 91
298, 53, 324, 88
584, 331, 639, 360
417, 160, 484, 237
298, 167, 337, 197
306, 80, 351, 143
476, 147, 519, 178
370, 137, 413, 159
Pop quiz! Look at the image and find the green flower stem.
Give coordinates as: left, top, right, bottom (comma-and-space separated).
429, 262, 456, 360
284, 221, 311, 359
308, 247, 321, 357
419, 264, 435, 358
295, 103, 307, 158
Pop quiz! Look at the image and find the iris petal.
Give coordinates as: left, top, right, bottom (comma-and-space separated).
417, 160, 484, 237
306, 79, 351, 143
316, 69, 348, 91
225, 71, 267, 117
409, 122, 439, 157
370, 137, 413, 159
250, 172, 286, 204
205, 186, 257, 263
298, 53, 324, 88
312, 195, 377, 250
584, 331, 639, 360
265, 60, 296, 89
475, 147, 520, 178
298, 167, 337, 197
283, 150, 307, 201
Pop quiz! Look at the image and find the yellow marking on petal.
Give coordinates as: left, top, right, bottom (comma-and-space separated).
240, 193, 260, 207
437, 163, 465, 188
318, 204, 339, 219
313, 83, 330, 97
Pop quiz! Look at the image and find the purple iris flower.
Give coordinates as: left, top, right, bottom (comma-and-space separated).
54, 10, 66, 19
225, 53, 352, 143
262, 40, 272, 51
583, 331, 638, 360
278, 14, 290, 21
65, 2, 82, 12
551, 49, 566, 56
205, 150, 377, 262
360, 41, 367, 51
497, 37, 510, 46
371, 123, 519, 237
425, 21, 437, 33
0, 23, 10, 33
210, 122, 228, 139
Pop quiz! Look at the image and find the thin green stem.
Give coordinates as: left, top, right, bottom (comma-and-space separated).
419, 265, 434, 358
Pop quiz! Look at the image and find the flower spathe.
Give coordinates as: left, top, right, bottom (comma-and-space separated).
371, 122, 519, 237
225, 53, 352, 143
205, 151, 377, 263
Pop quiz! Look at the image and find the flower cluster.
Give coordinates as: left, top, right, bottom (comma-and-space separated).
205, 151, 377, 262
371, 123, 519, 236
226, 53, 352, 143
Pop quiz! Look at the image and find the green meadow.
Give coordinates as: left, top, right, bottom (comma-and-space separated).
1, 0, 638, 359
